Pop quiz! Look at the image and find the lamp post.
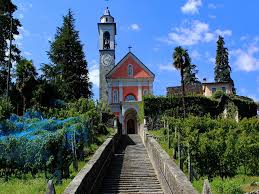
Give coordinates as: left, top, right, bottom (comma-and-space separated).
6, 13, 13, 97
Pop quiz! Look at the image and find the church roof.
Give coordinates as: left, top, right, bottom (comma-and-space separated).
106, 52, 155, 79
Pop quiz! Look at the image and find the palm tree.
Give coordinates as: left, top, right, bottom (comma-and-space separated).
173, 46, 190, 118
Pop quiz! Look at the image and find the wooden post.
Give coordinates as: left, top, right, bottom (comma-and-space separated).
169, 121, 171, 149
173, 126, 177, 159
188, 142, 193, 182
46, 180, 56, 194
202, 179, 212, 194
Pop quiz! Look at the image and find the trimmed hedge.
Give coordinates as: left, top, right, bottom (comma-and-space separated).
144, 95, 257, 129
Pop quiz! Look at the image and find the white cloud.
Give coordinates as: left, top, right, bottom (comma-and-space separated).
89, 60, 99, 87
24, 51, 32, 56
215, 29, 232, 37
159, 20, 232, 46
181, 0, 202, 15
231, 45, 259, 72
208, 3, 217, 9
129, 24, 140, 31
190, 50, 201, 59
159, 64, 176, 72
208, 15, 216, 19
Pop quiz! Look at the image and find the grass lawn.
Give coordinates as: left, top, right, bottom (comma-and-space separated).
0, 131, 115, 194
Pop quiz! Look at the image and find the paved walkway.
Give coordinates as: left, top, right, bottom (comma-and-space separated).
98, 135, 164, 194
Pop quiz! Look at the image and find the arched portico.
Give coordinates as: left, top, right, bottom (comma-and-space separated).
124, 108, 138, 134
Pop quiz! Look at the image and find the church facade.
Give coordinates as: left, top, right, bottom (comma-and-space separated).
98, 8, 155, 134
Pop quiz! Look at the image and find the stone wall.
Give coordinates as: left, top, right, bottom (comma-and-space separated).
143, 132, 199, 194
63, 134, 119, 194
167, 84, 203, 97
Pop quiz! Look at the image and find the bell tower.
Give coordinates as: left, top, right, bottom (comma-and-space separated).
98, 7, 116, 102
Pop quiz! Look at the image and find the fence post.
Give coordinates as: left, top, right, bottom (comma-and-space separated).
46, 180, 56, 194
202, 179, 212, 194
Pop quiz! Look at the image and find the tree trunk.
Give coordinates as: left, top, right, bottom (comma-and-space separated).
181, 68, 186, 118
22, 95, 26, 114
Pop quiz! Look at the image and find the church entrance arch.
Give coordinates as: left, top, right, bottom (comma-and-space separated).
124, 108, 138, 134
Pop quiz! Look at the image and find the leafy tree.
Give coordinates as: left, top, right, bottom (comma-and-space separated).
15, 58, 37, 113
0, 0, 21, 95
0, 96, 14, 119
181, 51, 200, 85
173, 46, 190, 118
47, 9, 92, 101
31, 78, 59, 109
214, 36, 236, 94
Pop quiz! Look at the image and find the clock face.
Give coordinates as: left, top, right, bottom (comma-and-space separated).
102, 54, 113, 66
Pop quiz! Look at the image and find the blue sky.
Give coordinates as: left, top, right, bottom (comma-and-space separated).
12, 0, 259, 101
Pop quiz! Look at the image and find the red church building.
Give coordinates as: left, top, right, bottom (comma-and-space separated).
98, 8, 155, 134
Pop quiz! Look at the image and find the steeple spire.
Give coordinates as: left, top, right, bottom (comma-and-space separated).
104, 7, 110, 16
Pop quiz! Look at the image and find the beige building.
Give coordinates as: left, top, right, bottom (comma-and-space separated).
167, 82, 233, 97
202, 82, 233, 97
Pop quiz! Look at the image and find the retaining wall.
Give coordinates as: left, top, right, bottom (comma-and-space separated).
142, 127, 199, 194
63, 134, 119, 194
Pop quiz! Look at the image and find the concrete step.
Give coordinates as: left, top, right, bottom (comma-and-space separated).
98, 135, 164, 194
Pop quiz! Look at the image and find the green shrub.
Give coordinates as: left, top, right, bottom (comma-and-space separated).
0, 97, 14, 120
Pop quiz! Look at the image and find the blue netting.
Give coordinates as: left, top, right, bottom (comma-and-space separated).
0, 111, 89, 146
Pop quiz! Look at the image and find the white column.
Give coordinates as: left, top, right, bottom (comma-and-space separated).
119, 81, 123, 102
138, 82, 142, 101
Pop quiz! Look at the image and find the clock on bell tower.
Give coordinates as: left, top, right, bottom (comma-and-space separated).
98, 7, 116, 102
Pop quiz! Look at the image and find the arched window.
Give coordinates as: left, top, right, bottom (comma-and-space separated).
103, 31, 110, 49
113, 90, 118, 103
128, 64, 133, 77
125, 94, 136, 102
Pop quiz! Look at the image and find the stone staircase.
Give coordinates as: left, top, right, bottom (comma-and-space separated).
98, 135, 164, 194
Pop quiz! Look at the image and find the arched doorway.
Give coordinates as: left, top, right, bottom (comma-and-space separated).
127, 119, 135, 134
124, 108, 138, 134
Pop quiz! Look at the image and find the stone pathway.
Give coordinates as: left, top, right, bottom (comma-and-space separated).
98, 134, 164, 194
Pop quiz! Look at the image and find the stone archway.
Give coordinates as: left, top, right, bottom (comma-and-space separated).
124, 108, 138, 134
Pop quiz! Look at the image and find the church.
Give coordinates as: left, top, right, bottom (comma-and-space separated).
98, 8, 155, 135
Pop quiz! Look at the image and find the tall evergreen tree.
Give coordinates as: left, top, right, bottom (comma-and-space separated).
214, 36, 236, 94
183, 52, 200, 85
46, 9, 92, 101
0, 0, 21, 95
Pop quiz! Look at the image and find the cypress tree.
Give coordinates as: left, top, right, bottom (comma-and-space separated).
0, 0, 21, 95
47, 9, 92, 101
214, 36, 236, 94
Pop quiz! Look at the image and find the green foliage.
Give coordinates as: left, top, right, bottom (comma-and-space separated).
182, 51, 200, 85
15, 58, 37, 113
214, 36, 235, 94
144, 96, 257, 130
151, 116, 259, 181
46, 9, 92, 101
212, 90, 226, 99
144, 96, 218, 129
0, 97, 14, 119
193, 175, 259, 194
